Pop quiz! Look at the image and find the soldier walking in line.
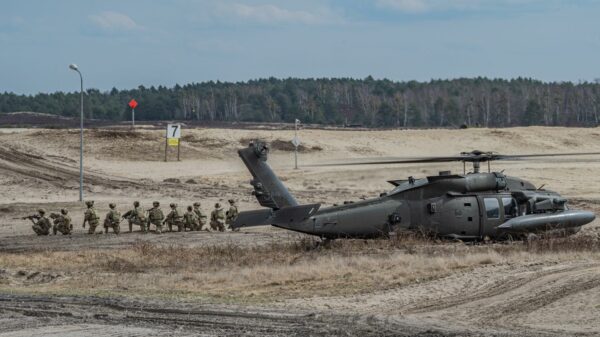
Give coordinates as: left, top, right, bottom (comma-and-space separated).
25, 209, 52, 236
51, 209, 72, 235
103, 203, 121, 234
122, 201, 147, 233
210, 202, 226, 232
147, 201, 165, 234
164, 203, 184, 232
226, 199, 239, 231
183, 205, 199, 231
82, 201, 100, 234
193, 202, 207, 231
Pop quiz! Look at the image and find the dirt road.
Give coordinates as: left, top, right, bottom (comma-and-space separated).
0, 294, 453, 337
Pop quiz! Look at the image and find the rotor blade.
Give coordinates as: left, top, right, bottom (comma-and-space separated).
496, 152, 600, 160
310, 156, 466, 167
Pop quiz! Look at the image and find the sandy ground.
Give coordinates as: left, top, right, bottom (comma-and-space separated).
0, 126, 599, 336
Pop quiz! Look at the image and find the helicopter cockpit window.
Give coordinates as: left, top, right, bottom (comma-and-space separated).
484, 198, 500, 219
502, 197, 517, 218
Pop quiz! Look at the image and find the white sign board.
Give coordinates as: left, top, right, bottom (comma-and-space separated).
291, 136, 301, 148
166, 124, 181, 139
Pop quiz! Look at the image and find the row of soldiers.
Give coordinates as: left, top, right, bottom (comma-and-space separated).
25, 199, 239, 236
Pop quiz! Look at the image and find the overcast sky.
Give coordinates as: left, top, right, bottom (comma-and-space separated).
1, 0, 599, 94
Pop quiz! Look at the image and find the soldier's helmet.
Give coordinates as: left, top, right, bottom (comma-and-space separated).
60, 209, 68, 214
228, 199, 235, 204
187, 206, 193, 211
193, 202, 200, 207
215, 203, 221, 208
153, 201, 159, 206
170, 203, 176, 208
109, 203, 116, 209
133, 201, 140, 207
38, 209, 46, 215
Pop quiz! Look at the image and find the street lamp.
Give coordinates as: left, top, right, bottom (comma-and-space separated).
69, 64, 84, 202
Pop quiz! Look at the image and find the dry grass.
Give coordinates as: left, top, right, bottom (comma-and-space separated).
0, 235, 598, 302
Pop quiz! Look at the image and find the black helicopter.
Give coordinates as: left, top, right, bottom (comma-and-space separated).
232, 142, 597, 240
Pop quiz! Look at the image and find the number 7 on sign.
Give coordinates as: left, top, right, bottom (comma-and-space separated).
167, 124, 181, 139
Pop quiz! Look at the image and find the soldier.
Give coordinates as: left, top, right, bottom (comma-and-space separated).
147, 201, 165, 234
82, 201, 100, 234
122, 201, 147, 233
183, 206, 199, 231
51, 209, 72, 235
226, 199, 239, 230
210, 202, 226, 232
103, 203, 121, 234
26, 209, 52, 236
164, 203, 184, 232
193, 202, 207, 231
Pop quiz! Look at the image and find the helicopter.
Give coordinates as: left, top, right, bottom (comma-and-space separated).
232, 141, 598, 240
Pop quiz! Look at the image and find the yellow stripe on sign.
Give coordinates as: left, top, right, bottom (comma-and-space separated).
168, 138, 179, 146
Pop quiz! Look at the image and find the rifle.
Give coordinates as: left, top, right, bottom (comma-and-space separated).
21, 215, 40, 221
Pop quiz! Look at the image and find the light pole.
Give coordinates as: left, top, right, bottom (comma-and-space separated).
69, 64, 84, 202
293, 119, 301, 169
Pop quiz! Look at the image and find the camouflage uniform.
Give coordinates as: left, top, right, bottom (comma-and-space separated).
122, 201, 147, 233
30, 209, 51, 236
51, 209, 72, 235
210, 203, 226, 232
226, 199, 239, 230
164, 203, 184, 232
147, 201, 165, 234
82, 201, 100, 234
193, 202, 207, 231
103, 203, 121, 234
183, 206, 199, 231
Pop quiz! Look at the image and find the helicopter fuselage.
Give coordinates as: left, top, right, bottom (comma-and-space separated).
275, 172, 593, 239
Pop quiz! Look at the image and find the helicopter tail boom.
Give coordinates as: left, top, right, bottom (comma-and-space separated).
232, 203, 320, 229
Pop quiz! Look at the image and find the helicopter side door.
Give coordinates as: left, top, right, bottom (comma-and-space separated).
436, 196, 480, 237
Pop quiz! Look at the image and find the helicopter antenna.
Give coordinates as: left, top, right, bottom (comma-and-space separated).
537, 184, 546, 190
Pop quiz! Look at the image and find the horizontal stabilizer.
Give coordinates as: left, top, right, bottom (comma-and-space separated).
497, 210, 595, 233
271, 203, 320, 225
232, 203, 320, 229
231, 209, 273, 229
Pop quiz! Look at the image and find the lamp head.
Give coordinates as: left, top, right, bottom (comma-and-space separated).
69, 64, 79, 71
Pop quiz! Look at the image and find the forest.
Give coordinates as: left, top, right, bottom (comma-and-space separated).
2, 77, 600, 127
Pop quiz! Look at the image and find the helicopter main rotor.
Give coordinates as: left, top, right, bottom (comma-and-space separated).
314, 150, 600, 174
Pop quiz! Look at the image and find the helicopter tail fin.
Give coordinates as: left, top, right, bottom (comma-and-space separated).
238, 141, 299, 210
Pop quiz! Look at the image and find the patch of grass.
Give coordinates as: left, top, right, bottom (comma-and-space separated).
0, 234, 598, 303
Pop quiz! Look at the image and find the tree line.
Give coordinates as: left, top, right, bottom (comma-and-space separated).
2, 77, 600, 127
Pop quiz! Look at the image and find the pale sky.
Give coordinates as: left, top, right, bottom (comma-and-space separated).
1, 0, 599, 94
